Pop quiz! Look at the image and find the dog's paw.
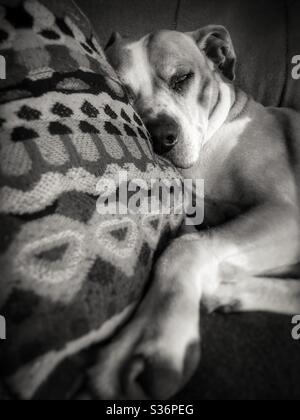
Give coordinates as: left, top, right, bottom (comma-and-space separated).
88, 292, 201, 400
202, 280, 244, 314
88, 238, 206, 400
203, 296, 242, 314
216, 299, 243, 314
122, 339, 201, 400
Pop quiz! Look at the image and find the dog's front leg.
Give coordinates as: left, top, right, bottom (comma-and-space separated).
179, 201, 300, 313
126, 201, 300, 398
207, 276, 300, 315
89, 238, 205, 400
90, 202, 300, 400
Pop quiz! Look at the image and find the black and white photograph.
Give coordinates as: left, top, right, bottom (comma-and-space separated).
0, 0, 300, 404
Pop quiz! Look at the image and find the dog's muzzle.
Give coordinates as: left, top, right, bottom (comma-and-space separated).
145, 113, 179, 155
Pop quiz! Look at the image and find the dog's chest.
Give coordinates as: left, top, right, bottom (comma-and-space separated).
182, 119, 254, 225
184, 128, 242, 194
183, 155, 244, 227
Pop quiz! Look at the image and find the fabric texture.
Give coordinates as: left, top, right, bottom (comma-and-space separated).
0, 0, 184, 399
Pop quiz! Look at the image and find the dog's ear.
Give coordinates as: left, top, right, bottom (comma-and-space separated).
105, 32, 125, 70
105, 31, 123, 52
188, 25, 236, 81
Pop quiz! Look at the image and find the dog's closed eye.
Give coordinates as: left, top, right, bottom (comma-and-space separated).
170, 72, 194, 93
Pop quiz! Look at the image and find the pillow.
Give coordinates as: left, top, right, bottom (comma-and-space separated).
0, 0, 184, 399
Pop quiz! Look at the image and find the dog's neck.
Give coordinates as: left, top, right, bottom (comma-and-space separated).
207, 76, 250, 141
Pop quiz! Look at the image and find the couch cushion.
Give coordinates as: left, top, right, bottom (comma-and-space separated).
176, 312, 300, 400
76, 0, 180, 47
0, 0, 183, 399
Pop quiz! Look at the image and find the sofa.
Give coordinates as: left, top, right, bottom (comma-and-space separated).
75, 0, 300, 400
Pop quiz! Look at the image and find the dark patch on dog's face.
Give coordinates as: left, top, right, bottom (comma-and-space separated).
198, 78, 211, 107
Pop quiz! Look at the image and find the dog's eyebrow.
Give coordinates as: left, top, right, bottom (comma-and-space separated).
157, 65, 193, 83
172, 66, 193, 77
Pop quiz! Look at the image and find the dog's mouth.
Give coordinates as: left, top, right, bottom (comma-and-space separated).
161, 133, 202, 170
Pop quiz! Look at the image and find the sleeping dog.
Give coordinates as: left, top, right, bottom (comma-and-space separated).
89, 26, 300, 400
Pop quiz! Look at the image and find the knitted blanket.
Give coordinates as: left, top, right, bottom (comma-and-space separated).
0, 0, 184, 399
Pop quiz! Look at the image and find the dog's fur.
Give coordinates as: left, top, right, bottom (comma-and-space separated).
89, 27, 300, 400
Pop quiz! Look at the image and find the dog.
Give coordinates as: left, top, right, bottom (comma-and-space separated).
88, 26, 300, 400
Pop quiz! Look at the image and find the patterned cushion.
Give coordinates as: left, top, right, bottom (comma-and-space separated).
0, 0, 184, 399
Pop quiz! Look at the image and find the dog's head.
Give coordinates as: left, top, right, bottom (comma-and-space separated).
106, 26, 236, 169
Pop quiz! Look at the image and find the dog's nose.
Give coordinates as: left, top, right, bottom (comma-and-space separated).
145, 114, 179, 155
